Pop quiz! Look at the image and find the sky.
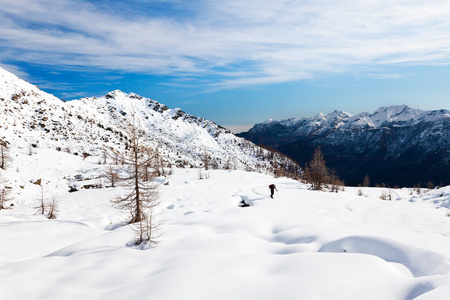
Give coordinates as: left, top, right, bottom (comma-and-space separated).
1, 0, 450, 132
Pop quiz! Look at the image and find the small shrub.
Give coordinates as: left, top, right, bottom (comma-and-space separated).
357, 187, 363, 196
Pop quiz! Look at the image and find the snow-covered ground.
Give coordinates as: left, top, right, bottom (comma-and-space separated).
1, 149, 450, 300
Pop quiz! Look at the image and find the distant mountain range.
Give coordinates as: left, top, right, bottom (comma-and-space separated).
0, 67, 298, 175
239, 106, 450, 187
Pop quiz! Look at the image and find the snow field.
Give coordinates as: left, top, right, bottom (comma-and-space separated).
1, 150, 450, 299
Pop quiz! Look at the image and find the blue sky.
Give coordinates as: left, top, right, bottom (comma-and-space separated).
1, 0, 450, 132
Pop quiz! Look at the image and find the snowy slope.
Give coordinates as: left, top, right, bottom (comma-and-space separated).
0, 66, 298, 174
1, 148, 450, 299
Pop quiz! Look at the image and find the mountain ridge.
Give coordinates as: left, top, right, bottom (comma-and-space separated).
239, 105, 449, 187
0, 67, 299, 176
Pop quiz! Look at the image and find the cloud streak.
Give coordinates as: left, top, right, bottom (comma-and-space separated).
2, 0, 450, 88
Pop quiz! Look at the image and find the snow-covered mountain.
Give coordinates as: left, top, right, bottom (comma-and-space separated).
242, 105, 447, 146
0, 66, 298, 174
239, 106, 450, 187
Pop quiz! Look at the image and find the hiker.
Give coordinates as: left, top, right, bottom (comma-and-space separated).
269, 184, 278, 199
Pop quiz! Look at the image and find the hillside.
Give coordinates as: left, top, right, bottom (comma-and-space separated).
239, 106, 450, 187
0, 66, 299, 175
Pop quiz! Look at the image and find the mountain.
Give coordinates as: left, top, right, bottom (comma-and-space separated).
239, 106, 450, 187
0, 66, 299, 175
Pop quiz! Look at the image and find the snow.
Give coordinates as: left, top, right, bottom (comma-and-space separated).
0, 65, 296, 174
370, 105, 423, 126
1, 148, 450, 300
248, 104, 448, 136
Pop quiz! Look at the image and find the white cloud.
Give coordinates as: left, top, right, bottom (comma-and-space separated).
2, 0, 450, 88
0, 63, 30, 79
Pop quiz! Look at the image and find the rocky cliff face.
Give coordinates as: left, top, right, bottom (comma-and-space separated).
239, 106, 449, 187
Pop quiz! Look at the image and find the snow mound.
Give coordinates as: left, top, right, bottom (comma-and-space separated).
319, 235, 450, 277
415, 286, 450, 300
411, 186, 450, 209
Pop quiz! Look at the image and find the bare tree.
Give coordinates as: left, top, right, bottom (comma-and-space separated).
357, 186, 364, 196
329, 169, 344, 193
159, 157, 165, 176
153, 147, 166, 177
415, 184, 422, 195
102, 149, 108, 165
109, 113, 160, 236
380, 189, 392, 201
47, 195, 59, 219
105, 165, 119, 188
273, 166, 283, 178
0, 188, 12, 209
0, 173, 12, 210
132, 208, 161, 246
363, 174, 370, 187
34, 182, 46, 215
142, 150, 157, 182
211, 159, 219, 170
0, 140, 12, 170
202, 148, 210, 171
304, 147, 330, 191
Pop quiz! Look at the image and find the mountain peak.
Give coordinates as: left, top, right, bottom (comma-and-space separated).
370, 105, 423, 126
326, 110, 352, 119
313, 112, 326, 120
104, 90, 129, 99
0, 67, 299, 175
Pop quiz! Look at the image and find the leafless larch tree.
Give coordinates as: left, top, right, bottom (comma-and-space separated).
108, 113, 160, 245
0, 139, 12, 170
0, 173, 12, 210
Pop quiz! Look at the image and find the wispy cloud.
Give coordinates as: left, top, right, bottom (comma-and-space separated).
0, 62, 30, 79
2, 0, 450, 89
